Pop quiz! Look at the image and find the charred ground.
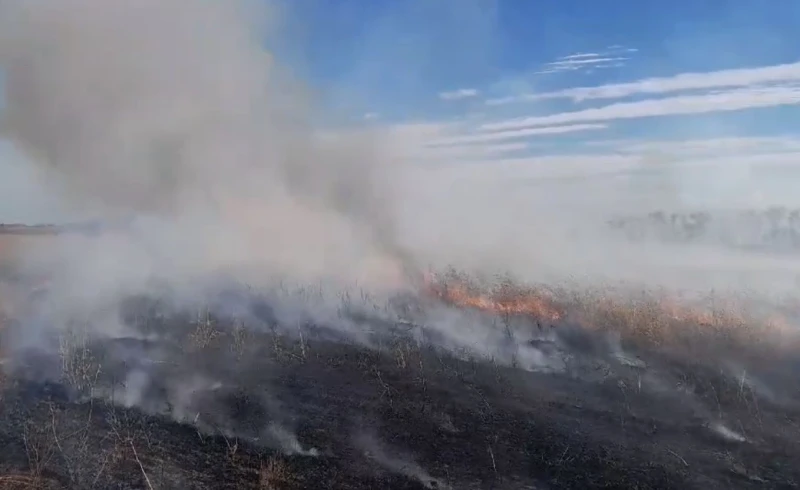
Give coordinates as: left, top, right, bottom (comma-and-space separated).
0, 274, 799, 490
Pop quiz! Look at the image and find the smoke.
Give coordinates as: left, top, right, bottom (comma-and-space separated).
0, 5, 798, 487
1, 1, 799, 375
0, 0, 408, 294
355, 431, 444, 489
0, 1, 430, 453
3, 0, 800, 304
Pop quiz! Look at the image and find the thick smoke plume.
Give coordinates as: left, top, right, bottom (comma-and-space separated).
2, 6, 800, 486
3, 0, 800, 305
0, 0, 409, 294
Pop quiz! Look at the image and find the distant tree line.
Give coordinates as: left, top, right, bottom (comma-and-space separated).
0, 218, 133, 236
607, 207, 800, 253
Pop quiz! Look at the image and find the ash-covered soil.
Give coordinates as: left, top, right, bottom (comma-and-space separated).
1, 288, 799, 490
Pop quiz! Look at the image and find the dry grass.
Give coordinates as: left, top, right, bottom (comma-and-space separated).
425, 271, 799, 357
59, 329, 101, 394
0, 224, 794, 357
0, 264, 798, 488
258, 456, 296, 490
230, 320, 251, 360
570, 289, 797, 357
189, 309, 223, 351
0, 474, 61, 490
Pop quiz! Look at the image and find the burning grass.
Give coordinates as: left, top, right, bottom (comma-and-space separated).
423, 270, 563, 323
423, 269, 797, 356
0, 267, 799, 489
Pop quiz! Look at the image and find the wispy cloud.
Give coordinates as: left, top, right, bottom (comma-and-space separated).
534, 48, 634, 75
424, 153, 642, 184
606, 45, 638, 53
559, 52, 606, 60
439, 88, 480, 100
537, 57, 629, 75
430, 123, 607, 145
383, 121, 526, 162
425, 144, 800, 189
386, 58, 800, 210
614, 136, 800, 155
481, 85, 800, 131
493, 61, 800, 105
417, 142, 527, 160
383, 121, 606, 163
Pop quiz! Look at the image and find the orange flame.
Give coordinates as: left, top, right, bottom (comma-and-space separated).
422, 273, 562, 322
420, 271, 797, 338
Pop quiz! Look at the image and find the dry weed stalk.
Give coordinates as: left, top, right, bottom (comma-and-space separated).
59, 328, 101, 394
190, 309, 221, 350
0, 474, 60, 490
230, 319, 250, 360
259, 456, 296, 490
21, 419, 57, 484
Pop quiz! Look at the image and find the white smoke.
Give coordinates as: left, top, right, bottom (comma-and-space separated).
0, 0, 408, 296
0, 0, 796, 358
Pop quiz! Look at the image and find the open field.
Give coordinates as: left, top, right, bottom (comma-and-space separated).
4, 1, 800, 488
1, 255, 800, 489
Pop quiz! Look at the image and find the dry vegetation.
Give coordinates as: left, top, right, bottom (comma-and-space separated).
0, 245, 799, 488
425, 268, 796, 356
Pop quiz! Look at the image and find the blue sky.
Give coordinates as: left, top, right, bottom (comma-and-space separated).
268, 0, 800, 209
3, 0, 800, 222
285, 0, 800, 118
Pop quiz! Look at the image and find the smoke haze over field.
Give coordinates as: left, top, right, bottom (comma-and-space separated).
0, 0, 413, 290
3, 5, 800, 488
1, 0, 800, 301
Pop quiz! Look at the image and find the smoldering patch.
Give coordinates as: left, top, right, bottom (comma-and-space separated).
354, 431, 447, 490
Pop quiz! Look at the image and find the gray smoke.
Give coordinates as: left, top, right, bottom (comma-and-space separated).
0, 0, 408, 292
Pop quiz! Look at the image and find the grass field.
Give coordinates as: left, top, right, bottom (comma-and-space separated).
1, 249, 799, 489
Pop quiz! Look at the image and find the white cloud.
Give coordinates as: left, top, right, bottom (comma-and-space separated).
429, 123, 607, 145
480, 85, 800, 131
484, 95, 520, 106
439, 88, 479, 100
534, 49, 633, 76
496, 61, 800, 104
607, 45, 638, 53
416, 142, 527, 160
546, 57, 629, 68
385, 120, 603, 148
559, 52, 605, 60
419, 146, 800, 215
422, 153, 642, 186
614, 136, 800, 156
386, 121, 450, 141
389, 120, 800, 218
382, 121, 527, 162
